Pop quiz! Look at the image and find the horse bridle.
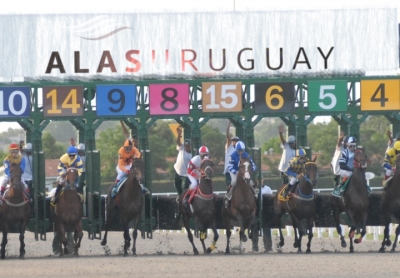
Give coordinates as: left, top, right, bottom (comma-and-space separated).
200, 158, 213, 179
353, 149, 367, 169
303, 162, 317, 185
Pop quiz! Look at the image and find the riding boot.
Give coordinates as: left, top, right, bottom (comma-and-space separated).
0, 188, 5, 203
282, 184, 292, 198
183, 189, 194, 210
140, 184, 151, 195
24, 187, 32, 203
111, 180, 120, 199
51, 184, 63, 205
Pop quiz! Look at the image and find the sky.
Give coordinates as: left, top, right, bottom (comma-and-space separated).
0, 0, 399, 131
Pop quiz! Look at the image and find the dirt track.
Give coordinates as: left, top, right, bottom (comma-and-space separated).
0, 230, 399, 278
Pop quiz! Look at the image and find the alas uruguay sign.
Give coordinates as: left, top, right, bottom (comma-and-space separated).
0, 9, 398, 80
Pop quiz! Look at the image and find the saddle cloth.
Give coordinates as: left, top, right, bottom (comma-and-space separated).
111, 178, 127, 198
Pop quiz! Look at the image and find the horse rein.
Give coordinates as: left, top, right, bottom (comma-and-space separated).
303, 162, 316, 185
353, 149, 367, 169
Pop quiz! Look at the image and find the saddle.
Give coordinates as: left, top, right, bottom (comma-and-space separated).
278, 184, 291, 201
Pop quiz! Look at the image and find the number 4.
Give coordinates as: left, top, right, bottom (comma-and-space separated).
370, 83, 388, 107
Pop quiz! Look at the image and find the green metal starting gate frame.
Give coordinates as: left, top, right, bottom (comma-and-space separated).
1, 75, 400, 242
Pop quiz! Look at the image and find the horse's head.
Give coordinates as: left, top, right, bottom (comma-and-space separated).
239, 156, 253, 184
65, 168, 79, 189
304, 162, 318, 187
130, 158, 145, 183
200, 157, 214, 179
10, 163, 22, 190
354, 148, 368, 169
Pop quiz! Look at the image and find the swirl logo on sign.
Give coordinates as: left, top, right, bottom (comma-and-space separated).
65, 15, 131, 40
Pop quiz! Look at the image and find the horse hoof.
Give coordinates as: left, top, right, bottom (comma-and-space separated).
385, 240, 392, 247
279, 242, 284, 248
241, 235, 248, 242
354, 239, 360, 244
123, 252, 128, 257
225, 250, 230, 255
19, 256, 25, 260
293, 242, 298, 248
297, 249, 302, 253
390, 249, 396, 253
349, 249, 354, 253
379, 247, 385, 253
306, 249, 311, 254
132, 253, 137, 257
194, 249, 199, 255
100, 240, 107, 246
206, 247, 212, 254
341, 241, 347, 248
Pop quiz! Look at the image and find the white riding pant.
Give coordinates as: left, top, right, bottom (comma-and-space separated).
385, 169, 393, 176
0, 176, 28, 191
188, 175, 199, 190
116, 165, 130, 181
230, 172, 254, 187
339, 169, 353, 179
288, 176, 298, 186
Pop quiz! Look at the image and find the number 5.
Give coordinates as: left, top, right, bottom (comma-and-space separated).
318, 85, 337, 110
220, 85, 238, 109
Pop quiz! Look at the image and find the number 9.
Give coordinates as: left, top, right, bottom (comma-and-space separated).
108, 89, 125, 113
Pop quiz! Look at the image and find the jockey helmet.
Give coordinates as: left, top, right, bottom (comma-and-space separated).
296, 148, 306, 157
199, 146, 209, 155
77, 143, 85, 150
67, 146, 77, 155
288, 135, 296, 143
236, 141, 245, 152
231, 136, 240, 141
347, 136, 357, 146
24, 143, 32, 151
9, 143, 19, 151
394, 141, 400, 151
124, 139, 132, 151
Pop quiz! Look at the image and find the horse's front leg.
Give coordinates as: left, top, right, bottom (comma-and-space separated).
222, 209, 232, 254
348, 226, 356, 253
306, 218, 314, 254
1, 231, 8, 260
182, 214, 199, 255
390, 224, 400, 253
18, 225, 26, 259
332, 203, 346, 248
290, 215, 302, 252
206, 220, 219, 254
379, 216, 391, 253
59, 224, 68, 256
100, 200, 114, 247
74, 220, 83, 257
122, 223, 131, 257
236, 214, 247, 244
354, 213, 368, 244
131, 215, 141, 256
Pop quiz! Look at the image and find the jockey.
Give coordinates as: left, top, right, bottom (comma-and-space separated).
282, 148, 309, 198
182, 145, 209, 209
382, 141, 400, 181
338, 136, 357, 188
53, 146, 84, 202
112, 139, 149, 197
0, 143, 29, 201
225, 141, 257, 207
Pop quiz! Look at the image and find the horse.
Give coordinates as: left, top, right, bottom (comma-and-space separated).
177, 157, 218, 255
330, 147, 369, 253
222, 155, 257, 254
379, 153, 400, 253
50, 167, 83, 257
273, 162, 318, 253
0, 163, 31, 259
101, 159, 145, 256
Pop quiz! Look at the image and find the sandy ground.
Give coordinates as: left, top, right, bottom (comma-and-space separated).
0, 230, 399, 278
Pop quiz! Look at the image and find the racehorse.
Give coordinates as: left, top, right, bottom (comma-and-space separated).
50, 167, 83, 257
222, 155, 257, 254
101, 159, 145, 256
330, 147, 369, 253
177, 158, 218, 254
274, 162, 318, 253
0, 163, 31, 259
379, 153, 400, 253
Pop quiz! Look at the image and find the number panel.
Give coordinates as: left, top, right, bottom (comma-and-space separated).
254, 82, 295, 113
361, 80, 400, 111
308, 80, 348, 112
0, 87, 31, 118
202, 82, 242, 112
43, 86, 83, 117
149, 84, 189, 115
96, 85, 137, 116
